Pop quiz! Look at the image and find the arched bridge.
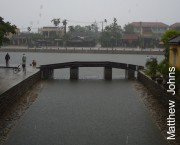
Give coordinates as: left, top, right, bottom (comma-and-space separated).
40, 61, 144, 80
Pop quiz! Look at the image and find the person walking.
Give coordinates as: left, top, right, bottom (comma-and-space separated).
5, 53, 10, 66
22, 54, 26, 72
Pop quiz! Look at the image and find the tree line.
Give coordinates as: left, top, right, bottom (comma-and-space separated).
1, 16, 180, 48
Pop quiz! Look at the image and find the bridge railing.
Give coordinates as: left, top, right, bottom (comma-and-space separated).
110, 62, 127, 69
137, 66, 144, 70
128, 64, 137, 71
40, 61, 144, 71
40, 61, 135, 69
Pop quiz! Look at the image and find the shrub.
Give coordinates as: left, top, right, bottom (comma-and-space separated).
146, 58, 157, 77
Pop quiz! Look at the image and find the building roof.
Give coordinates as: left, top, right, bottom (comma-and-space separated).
122, 34, 138, 40
168, 35, 180, 45
131, 22, 169, 28
170, 22, 180, 28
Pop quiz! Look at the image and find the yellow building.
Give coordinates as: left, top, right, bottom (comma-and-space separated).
38, 27, 64, 38
168, 35, 180, 70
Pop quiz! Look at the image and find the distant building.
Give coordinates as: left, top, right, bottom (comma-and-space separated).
38, 27, 64, 38
6, 28, 20, 39
121, 34, 139, 47
7, 28, 32, 46
170, 23, 180, 31
2, 28, 21, 45
129, 22, 169, 48
11, 33, 28, 46
67, 36, 96, 47
131, 22, 168, 38
168, 35, 180, 70
36, 27, 64, 47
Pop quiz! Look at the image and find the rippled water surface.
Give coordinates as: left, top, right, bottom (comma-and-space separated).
0, 52, 164, 79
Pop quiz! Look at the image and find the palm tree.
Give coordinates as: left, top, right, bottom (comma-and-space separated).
62, 19, 67, 34
51, 18, 60, 27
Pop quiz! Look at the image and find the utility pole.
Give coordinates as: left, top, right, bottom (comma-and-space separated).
101, 19, 107, 32
27, 27, 31, 48
139, 21, 143, 49
63, 19, 67, 47
102, 21, 103, 32
100, 19, 107, 47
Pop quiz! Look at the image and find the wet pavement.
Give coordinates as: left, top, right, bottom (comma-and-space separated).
1, 45, 164, 51
0, 46, 164, 55
3, 79, 167, 145
0, 64, 39, 95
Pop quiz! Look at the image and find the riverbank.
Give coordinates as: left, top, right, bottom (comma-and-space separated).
0, 46, 164, 55
0, 66, 41, 115
133, 81, 180, 145
136, 71, 180, 145
0, 80, 46, 145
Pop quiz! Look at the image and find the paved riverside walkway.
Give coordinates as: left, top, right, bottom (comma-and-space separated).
0, 46, 164, 55
3, 79, 168, 145
0, 65, 39, 95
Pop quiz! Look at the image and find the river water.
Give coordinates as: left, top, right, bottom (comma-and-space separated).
1, 52, 167, 145
0, 52, 164, 79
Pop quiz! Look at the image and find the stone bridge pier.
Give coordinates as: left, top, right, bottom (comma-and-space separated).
41, 69, 54, 79
125, 69, 135, 79
104, 66, 112, 80
70, 67, 79, 80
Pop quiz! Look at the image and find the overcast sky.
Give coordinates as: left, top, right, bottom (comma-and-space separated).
0, 0, 179, 31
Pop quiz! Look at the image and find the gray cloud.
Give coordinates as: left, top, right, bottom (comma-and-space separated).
0, 0, 179, 31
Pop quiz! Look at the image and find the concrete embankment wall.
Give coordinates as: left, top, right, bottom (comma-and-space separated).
0, 48, 164, 55
0, 71, 41, 115
137, 71, 180, 112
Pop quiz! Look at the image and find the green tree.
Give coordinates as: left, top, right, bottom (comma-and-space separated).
123, 23, 134, 34
67, 25, 98, 39
0, 17, 16, 46
171, 26, 180, 32
161, 30, 180, 62
68, 26, 74, 33
154, 29, 180, 82
162, 30, 180, 46
31, 32, 43, 40
51, 18, 60, 27
146, 58, 158, 78
91, 22, 98, 33
100, 18, 122, 47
